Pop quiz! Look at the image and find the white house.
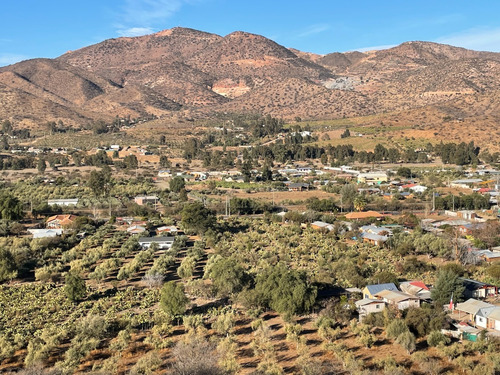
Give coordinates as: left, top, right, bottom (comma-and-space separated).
47, 198, 79, 206
138, 236, 175, 249
355, 298, 386, 320
28, 229, 64, 239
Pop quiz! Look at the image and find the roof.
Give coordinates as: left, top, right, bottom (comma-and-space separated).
28, 229, 64, 238
460, 278, 495, 291
311, 221, 334, 230
138, 236, 175, 243
455, 298, 492, 315
364, 283, 398, 295
360, 225, 392, 235
47, 198, 79, 204
375, 290, 420, 303
476, 306, 498, 318
355, 298, 385, 307
361, 232, 388, 242
157, 225, 178, 231
409, 281, 429, 290
345, 211, 384, 219
46, 214, 77, 225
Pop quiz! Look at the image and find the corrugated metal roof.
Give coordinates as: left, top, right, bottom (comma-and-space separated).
456, 298, 492, 315
365, 283, 398, 295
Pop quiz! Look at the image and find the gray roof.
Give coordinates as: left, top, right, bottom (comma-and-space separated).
355, 298, 385, 307
456, 298, 492, 315
361, 233, 389, 242
365, 283, 398, 295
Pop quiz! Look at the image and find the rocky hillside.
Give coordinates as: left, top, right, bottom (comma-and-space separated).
2, 28, 500, 127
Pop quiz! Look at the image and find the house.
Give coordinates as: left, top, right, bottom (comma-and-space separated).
156, 225, 179, 235
345, 211, 384, 220
355, 298, 386, 319
409, 185, 428, 194
460, 278, 498, 299
451, 179, 483, 189
457, 210, 477, 220
400, 281, 432, 300
310, 221, 334, 231
475, 306, 500, 330
454, 298, 493, 322
28, 229, 64, 239
374, 290, 420, 310
46, 214, 77, 229
472, 249, 500, 262
138, 236, 175, 249
359, 225, 392, 236
116, 217, 134, 226
458, 223, 485, 236
47, 198, 79, 206
362, 283, 398, 299
361, 232, 388, 246
127, 225, 146, 234
134, 196, 159, 206
286, 183, 310, 192
357, 172, 388, 185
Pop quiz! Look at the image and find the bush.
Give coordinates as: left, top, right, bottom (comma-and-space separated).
427, 330, 450, 347
386, 319, 408, 339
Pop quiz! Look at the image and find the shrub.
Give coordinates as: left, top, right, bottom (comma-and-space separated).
427, 330, 450, 347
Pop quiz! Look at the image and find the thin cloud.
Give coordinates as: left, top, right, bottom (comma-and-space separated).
117, 27, 155, 37
121, 0, 183, 26
350, 44, 396, 53
436, 27, 500, 52
115, 0, 200, 37
298, 24, 330, 38
0, 53, 30, 67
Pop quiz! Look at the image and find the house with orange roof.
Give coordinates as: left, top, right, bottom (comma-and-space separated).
345, 211, 384, 220
46, 214, 78, 229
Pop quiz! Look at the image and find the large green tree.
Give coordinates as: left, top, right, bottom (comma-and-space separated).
170, 176, 186, 193
181, 202, 216, 234
160, 281, 189, 317
254, 264, 317, 315
431, 269, 465, 307
0, 192, 23, 221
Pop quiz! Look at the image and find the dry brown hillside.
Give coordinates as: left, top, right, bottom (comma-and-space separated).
2, 29, 500, 131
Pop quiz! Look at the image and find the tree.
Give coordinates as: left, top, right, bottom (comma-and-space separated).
0, 248, 17, 282
1, 120, 13, 135
160, 281, 188, 317
88, 168, 112, 198
159, 155, 171, 168
37, 158, 46, 174
254, 264, 317, 315
353, 196, 367, 212
431, 269, 465, 307
64, 272, 86, 302
123, 154, 138, 169
206, 256, 249, 297
397, 167, 412, 179
181, 202, 216, 234
396, 331, 416, 354
170, 176, 186, 193
0, 192, 23, 221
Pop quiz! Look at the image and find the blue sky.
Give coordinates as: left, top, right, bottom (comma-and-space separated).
2, 1, 500, 67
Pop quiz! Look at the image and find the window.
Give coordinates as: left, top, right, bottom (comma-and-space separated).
376, 305, 380, 309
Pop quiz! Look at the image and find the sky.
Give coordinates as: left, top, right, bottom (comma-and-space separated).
2, 1, 500, 67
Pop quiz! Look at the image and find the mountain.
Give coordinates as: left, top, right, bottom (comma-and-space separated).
2, 28, 500, 128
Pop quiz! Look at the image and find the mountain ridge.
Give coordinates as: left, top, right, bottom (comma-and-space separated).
1, 27, 500, 129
